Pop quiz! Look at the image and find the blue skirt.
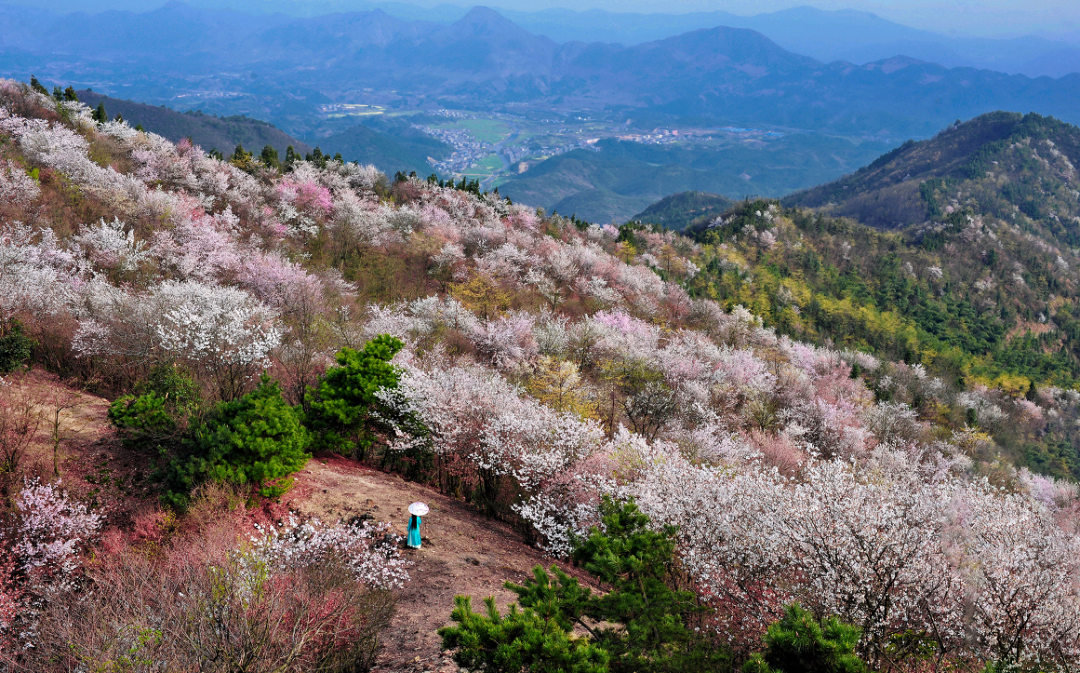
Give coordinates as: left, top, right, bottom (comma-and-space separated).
407, 515, 421, 548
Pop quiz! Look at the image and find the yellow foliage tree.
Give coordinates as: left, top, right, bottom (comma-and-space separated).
524, 357, 595, 420
450, 274, 512, 320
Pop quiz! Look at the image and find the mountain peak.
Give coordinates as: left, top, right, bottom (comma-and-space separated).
451, 6, 528, 35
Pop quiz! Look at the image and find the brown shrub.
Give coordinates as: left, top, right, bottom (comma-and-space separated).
749, 429, 807, 478
19, 495, 397, 673
0, 377, 43, 480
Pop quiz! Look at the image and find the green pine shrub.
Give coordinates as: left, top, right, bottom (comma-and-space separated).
441, 596, 609, 673
743, 604, 867, 673
108, 364, 201, 450
305, 334, 406, 460
0, 319, 34, 373
440, 498, 731, 673
162, 376, 310, 505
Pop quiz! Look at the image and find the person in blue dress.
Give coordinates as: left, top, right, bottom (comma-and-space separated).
407, 514, 421, 548
407, 502, 427, 548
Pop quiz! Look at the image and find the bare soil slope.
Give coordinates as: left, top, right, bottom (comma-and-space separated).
286, 455, 593, 673
3, 372, 587, 673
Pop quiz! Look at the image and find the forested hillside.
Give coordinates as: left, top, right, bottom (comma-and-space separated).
785, 111, 1080, 238
496, 134, 891, 223
319, 117, 453, 178
5, 78, 1080, 673
76, 89, 312, 157
631, 190, 736, 230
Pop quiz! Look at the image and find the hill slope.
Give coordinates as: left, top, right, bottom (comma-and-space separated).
7, 80, 1080, 671
77, 90, 312, 156
783, 111, 1080, 247
319, 117, 452, 178
498, 134, 890, 223
631, 191, 737, 230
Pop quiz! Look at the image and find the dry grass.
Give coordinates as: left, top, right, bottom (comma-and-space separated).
0, 369, 154, 513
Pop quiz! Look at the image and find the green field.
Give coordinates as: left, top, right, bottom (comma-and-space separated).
436, 118, 512, 144
461, 154, 505, 179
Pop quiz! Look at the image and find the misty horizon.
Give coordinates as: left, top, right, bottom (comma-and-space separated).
4, 0, 1080, 39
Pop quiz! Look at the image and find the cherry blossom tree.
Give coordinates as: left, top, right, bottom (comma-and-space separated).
154, 281, 282, 400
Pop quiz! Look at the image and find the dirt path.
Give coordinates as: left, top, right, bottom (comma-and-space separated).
286, 454, 594, 673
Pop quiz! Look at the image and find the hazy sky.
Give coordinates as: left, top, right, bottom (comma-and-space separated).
18, 0, 1080, 38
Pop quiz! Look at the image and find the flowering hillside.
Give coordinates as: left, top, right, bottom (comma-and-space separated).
3, 78, 1080, 671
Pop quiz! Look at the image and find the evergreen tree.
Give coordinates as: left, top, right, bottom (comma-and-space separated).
306, 146, 326, 168
52, 85, 63, 101
743, 605, 866, 673
229, 144, 257, 173
30, 75, 48, 96
63, 86, 78, 102
260, 144, 280, 169
441, 499, 730, 673
441, 596, 610, 673
163, 376, 311, 504
0, 319, 34, 373
114, 113, 124, 124
305, 335, 410, 461
93, 101, 107, 123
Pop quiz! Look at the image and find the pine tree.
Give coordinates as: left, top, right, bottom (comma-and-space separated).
30, 75, 48, 96
63, 86, 78, 102
743, 605, 866, 673
441, 499, 731, 673
162, 376, 311, 504
305, 335, 408, 461
441, 596, 609, 673
93, 101, 107, 123
260, 144, 280, 169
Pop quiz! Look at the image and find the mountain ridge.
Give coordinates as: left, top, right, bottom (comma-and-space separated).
76, 89, 313, 157
782, 110, 1080, 238
6, 2, 1080, 140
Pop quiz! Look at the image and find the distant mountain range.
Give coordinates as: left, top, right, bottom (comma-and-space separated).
498, 6, 1080, 79
8, 0, 1078, 78
4, 2, 1080, 141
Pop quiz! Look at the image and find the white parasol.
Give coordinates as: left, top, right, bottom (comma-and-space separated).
408, 502, 429, 516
